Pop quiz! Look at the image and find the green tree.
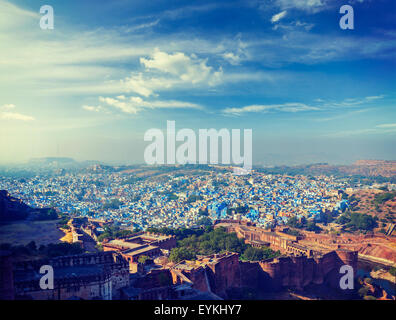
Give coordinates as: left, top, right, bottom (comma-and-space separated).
169, 247, 196, 263
197, 217, 212, 227
138, 255, 150, 264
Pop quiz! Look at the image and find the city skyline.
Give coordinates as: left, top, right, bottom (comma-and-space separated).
1, 0, 395, 165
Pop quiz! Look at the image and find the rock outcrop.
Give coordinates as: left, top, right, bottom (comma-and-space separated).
0, 190, 31, 221
0, 190, 57, 222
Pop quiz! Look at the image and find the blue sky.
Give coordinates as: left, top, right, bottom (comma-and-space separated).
0, 0, 395, 165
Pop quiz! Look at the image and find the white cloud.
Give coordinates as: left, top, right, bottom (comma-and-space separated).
121, 73, 167, 97
223, 102, 319, 115
0, 104, 15, 110
0, 103, 34, 121
141, 3, 225, 22
99, 97, 139, 114
294, 21, 315, 31
121, 19, 160, 33
0, 111, 34, 121
231, 28, 396, 67
325, 125, 396, 137
313, 108, 370, 122
274, 0, 327, 13
323, 95, 386, 108
365, 95, 385, 101
116, 49, 224, 97
221, 52, 242, 65
97, 95, 203, 115
220, 36, 248, 65
222, 94, 383, 117
141, 49, 222, 82
0, 0, 38, 31
271, 11, 287, 23
82, 105, 106, 113
376, 123, 396, 128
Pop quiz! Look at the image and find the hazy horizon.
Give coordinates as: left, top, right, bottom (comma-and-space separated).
1, 152, 395, 168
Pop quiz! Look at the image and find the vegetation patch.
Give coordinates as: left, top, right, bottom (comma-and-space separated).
167, 227, 280, 263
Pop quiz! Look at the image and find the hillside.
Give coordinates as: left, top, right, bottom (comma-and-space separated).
348, 190, 396, 233
257, 160, 396, 179
0, 190, 31, 221
0, 190, 58, 222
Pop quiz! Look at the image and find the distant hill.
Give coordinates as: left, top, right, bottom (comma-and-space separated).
0, 157, 103, 175
0, 190, 57, 222
27, 157, 102, 169
353, 160, 395, 166
256, 160, 396, 178
28, 157, 77, 164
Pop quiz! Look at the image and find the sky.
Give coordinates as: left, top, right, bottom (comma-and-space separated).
0, 0, 395, 166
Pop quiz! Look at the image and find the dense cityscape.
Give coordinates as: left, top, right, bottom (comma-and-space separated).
0, 165, 350, 230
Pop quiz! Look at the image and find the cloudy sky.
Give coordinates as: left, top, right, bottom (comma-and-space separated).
0, 0, 395, 165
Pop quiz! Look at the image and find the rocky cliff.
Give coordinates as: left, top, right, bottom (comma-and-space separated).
0, 190, 31, 222
0, 190, 57, 222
